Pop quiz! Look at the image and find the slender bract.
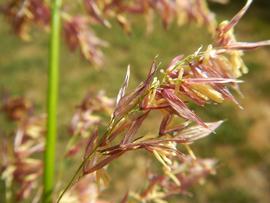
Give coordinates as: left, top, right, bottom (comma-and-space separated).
43, 0, 62, 202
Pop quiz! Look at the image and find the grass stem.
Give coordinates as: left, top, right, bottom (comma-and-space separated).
43, 0, 62, 202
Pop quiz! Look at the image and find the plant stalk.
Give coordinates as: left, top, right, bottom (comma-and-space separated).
43, 0, 62, 202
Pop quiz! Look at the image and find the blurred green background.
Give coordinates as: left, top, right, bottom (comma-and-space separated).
0, 0, 270, 202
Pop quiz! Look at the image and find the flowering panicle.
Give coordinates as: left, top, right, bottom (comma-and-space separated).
1, 0, 219, 64
1, 95, 34, 121
78, 0, 217, 62
87, 0, 216, 31
58, 1, 270, 201
66, 91, 114, 157
0, 96, 45, 201
61, 175, 110, 203
127, 158, 216, 202
214, 0, 270, 77
63, 16, 108, 66
0, 0, 50, 40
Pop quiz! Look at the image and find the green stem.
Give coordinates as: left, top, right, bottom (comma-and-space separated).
43, 0, 62, 202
